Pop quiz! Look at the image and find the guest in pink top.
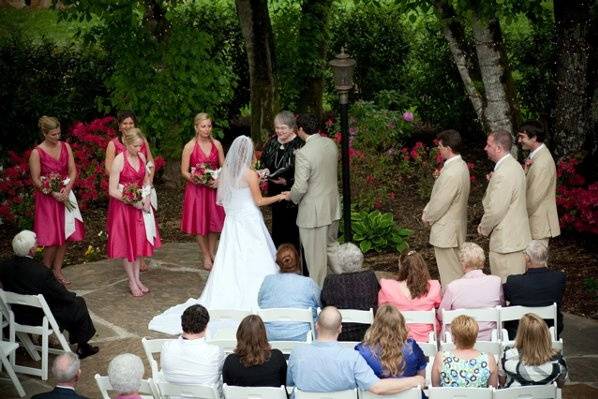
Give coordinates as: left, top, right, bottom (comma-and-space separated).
180, 113, 225, 270
29, 116, 84, 286
438, 242, 504, 341
378, 250, 441, 342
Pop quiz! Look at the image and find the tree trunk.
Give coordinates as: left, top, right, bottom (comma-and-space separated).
235, 0, 277, 147
471, 13, 514, 139
552, 0, 593, 160
434, 1, 485, 128
296, 0, 333, 118
142, 0, 171, 42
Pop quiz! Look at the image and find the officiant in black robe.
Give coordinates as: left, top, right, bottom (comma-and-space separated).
262, 111, 304, 251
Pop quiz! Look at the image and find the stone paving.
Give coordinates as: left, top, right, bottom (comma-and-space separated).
0, 241, 597, 398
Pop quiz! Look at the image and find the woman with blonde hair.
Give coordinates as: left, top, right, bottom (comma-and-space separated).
500, 313, 567, 387
356, 305, 427, 378
222, 315, 287, 387
431, 315, 498, 387
378, 250, 441, 342
258, 244, 320, 341
180, 113, 226, 270
107, 128, 161, 297
29, 116, 84, 285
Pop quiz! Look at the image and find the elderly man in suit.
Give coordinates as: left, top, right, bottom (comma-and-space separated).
32, 352, 88, 399
517, 121, 560, 247
478, 130, 531, 282
0, 230, 98, 359
287, 114, 341, 286
422, 129, 470, 287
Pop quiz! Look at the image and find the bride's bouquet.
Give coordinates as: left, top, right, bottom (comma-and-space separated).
40, 172, 76, 211
191, 163, 220, 186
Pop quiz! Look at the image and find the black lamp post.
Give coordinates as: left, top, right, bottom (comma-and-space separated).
329, 48, 356, 242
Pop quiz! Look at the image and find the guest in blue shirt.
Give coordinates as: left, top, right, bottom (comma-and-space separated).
258, 244, 320, 341
356, 304, 427, 378
287, 306, 424, 395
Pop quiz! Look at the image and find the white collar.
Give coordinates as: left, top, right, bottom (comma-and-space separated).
529, 143, 545, 160
444, 154, 461, 166
56, 385, 75, 391
494, 153, 511, 171
306, 134, 317, 143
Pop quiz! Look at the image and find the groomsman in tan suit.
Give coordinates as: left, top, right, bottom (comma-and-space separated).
422, 130, 470, 287
517, 121, 560, 247
288, 114, 341, 286
478, 130, 531, 282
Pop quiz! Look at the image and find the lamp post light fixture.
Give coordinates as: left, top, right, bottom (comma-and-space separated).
329, 48, 356, 242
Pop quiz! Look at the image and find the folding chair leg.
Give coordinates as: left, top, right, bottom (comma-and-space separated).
1, 354, 26, 397
41, 333, 49, 380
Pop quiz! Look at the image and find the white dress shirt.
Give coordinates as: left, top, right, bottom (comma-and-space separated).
529, 143, 545, 160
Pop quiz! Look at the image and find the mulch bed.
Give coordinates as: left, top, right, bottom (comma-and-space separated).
0, 177, 596, 318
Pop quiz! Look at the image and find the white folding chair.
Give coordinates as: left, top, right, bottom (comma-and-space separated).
440, 341, 502, 362
402, 309, 438, 343
493, 383, 558, 399
1, 289, 71, 380
428, 387, 493, 398
156, 380, 220, 398
269, 339, 311, 355
210, 309, 254, 323
0, 341, 26, 397
337, 308, 374, 325
499, 304, 560, 342
258, 308, 315, 340
141, 337, 174, 380
223, 383, 287, 399
359, 386, 422, 398
441, 307, 500, 344
95, 373, 159, 399
418, 340, 438, 387
206, 338, 238, 354
294, 388, 357, 399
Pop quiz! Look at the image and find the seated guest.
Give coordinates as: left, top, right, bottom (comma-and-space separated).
431, 315, 498, 388
378, 250, 441, 342
108, 353, 145, 399
160, 304, 224, 389
439, 242, 504, 340
356, 305, 427, 378
32, 352, 87, 399
500, 313, 567, 388
223, 315, 287, 387
321, 243, 379, 341
258, 244, 320, 341
0, 230, 98, 359
503, 240, 566, 339
288, 306, 424, 395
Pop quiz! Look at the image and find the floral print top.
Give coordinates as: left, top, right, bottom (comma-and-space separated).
439, 351, 491, 387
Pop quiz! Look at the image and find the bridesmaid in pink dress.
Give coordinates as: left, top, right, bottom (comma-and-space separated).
180, 113, 225, 270
107, 128, 161, 297
104, 112, 155, 271
29, 116, 84, 285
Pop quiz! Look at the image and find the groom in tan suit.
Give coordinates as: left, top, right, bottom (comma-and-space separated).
288, 114, 341, 286
478, 130, 531, 282
517, 121, 560, 247
422, 129, 470, 287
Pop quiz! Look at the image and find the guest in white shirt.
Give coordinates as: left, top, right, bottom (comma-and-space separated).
160, 304, 225, 389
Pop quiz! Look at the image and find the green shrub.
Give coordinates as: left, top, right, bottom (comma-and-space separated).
347, 209, 413, 254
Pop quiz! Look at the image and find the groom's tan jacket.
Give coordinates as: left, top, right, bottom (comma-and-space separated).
290, 134, 341, 227
526, 145, 560, 240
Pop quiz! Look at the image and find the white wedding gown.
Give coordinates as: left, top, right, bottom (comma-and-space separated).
148, 186, 279, 335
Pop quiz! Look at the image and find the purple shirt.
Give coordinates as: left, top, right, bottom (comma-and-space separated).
439, 270, 504, 340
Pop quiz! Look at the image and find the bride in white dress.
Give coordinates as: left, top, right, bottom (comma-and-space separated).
149, 136, 288, 335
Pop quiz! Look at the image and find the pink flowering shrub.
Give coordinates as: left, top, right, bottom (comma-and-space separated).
556, 157, 597, 235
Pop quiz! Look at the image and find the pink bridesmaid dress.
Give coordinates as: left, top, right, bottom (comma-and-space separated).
180, 140, 225, 235
34, 142, 84, 246
106, 154, 161, 262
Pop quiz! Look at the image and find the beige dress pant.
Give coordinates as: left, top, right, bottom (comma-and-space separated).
489, 250, 526, 283
434, 246, 463, 288
299, 220, 339, 287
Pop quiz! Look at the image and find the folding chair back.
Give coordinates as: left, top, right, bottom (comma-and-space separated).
258, 308, 315, 340
294, 388, 357, 399
210, 309, 254, 323
428, 386, 493, 398
440, 341, 502, 356
499, 304, 558, 340
402, 309, 438, 343
95, 374, 158, 399
337, 308, 374, 324
156, 380, 219, 398
141, 337, 174, 379
359, 386, 422, 399
441, 307, 500, 343
223, 384, 287, 399
206, 338, 238, 354
493, 383, 557, 399
269, 340, 311, 355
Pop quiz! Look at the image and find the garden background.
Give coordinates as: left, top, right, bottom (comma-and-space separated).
0, 0, 596, 317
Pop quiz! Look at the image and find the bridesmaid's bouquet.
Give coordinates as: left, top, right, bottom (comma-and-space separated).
191, 163, 220, 186
122, 183, 143, 206
40, 172, 75, 211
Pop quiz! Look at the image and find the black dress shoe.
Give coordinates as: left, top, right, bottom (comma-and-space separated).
76, 343, 99, 359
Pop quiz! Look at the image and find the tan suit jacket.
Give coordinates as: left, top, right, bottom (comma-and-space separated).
479, 155, 531, 253
290, 134, 341, 228
526, 145, 560, 240
423, 156, 470, 248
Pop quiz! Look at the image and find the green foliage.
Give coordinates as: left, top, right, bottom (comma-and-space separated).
349, 209, 413, 254
0, 35, 111, 157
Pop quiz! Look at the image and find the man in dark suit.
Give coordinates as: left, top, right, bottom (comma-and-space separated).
503, 240, 566, 339
32, 352, 88, 399
0, 230, 98, 359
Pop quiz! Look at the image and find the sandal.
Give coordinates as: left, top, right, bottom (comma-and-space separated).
53, 271, 71, 286
129, 282, 144, 297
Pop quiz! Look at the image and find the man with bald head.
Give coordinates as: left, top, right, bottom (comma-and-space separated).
478, 130, 531, 282
32, 352, 87, 398
287, 306, 423, 395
